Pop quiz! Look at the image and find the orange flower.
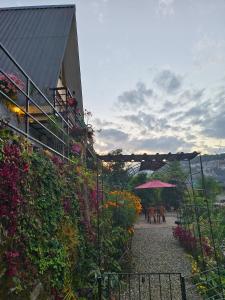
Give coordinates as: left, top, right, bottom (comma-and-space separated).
108, 190, 142, 215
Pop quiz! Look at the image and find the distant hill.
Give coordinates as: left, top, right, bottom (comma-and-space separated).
188, 153, 225, 185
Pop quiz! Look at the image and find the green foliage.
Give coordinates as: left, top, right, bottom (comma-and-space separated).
0, 131, 138, 299
179, 174, 225, 299
0, 130, 81, 299
128, 173, 153, 208
196, 176, 222, 201
154, 161, 187, 208
103, 149, 130, 189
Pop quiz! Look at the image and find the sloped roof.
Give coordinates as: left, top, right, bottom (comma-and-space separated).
0, 5, 75, 92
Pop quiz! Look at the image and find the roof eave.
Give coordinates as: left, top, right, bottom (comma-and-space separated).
0, 4, 75, 11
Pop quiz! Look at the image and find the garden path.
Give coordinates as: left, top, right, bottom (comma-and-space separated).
131, 213, 202, 300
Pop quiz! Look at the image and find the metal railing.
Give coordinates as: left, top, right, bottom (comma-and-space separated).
0, 42, 86, 159
98, 272, 187, 300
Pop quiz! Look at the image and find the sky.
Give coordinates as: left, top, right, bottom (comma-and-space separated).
1, 0, 225, 155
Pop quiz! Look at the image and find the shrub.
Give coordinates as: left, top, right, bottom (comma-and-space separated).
104, 191, 142, 229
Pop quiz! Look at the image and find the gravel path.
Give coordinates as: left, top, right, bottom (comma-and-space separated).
128, 213, 202, 300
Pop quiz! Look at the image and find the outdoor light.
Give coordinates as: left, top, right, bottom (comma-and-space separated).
11, 105, 25, 116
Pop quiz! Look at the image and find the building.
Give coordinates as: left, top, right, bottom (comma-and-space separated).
0, 5, 90, 158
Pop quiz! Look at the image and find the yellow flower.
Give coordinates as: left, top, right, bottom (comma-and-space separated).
128, 227, 134, 234
197, 284, 207, 294
191, 260, 200, 274
108, 190, 142, 215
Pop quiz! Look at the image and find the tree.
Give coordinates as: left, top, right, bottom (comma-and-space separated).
196, 176, 222, 202
102, 149, 130, 189
128, 172, 158, 209
153, 161, 188, 209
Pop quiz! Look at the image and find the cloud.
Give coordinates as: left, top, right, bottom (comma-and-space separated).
180, 88, 205, 102
95, 128, 130, 153
95, 127, 193, 154
131, 136, 193, 153
117, 82, 154, 109
93, 118, 114, 128
183, 105, 209, 121
122, 112, 156, 130
156, 0, 175, 16
95, 71, 225, 154
154, 69, 182, 93
160, 100, 180, 113
121, 111, 170, 131
202, 111, 225, 139
97, 128, 129, 142
193, 36, 225, 68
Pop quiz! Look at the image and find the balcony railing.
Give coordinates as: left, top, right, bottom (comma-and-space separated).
0, 42, 88, 159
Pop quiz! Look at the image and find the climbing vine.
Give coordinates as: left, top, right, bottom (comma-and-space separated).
0, 128, 141, 299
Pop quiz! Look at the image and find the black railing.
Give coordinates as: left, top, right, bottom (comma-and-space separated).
0, 42, 86, 159
98, 272, 187, 300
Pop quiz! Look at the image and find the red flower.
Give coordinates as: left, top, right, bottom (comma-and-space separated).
5, 251, 20, 276
23, 163, 29, 173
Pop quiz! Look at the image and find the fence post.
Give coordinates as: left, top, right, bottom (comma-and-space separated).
180, 276, 187, 300
98, 276, 102, 300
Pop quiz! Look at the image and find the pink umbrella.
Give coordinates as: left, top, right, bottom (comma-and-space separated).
135, 180, 176, 189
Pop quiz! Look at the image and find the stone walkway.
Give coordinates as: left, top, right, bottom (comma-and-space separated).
130, 213, 202, 300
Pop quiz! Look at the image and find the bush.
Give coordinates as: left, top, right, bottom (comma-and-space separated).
104, 191, 142, 229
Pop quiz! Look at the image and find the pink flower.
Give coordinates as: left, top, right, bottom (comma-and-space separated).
0, 73, 25, 95
71, 143, 81, 154
7, 265, 18, 277
5, 251, 20, 259
67, 97, 77, 107
52, 156, 63, 166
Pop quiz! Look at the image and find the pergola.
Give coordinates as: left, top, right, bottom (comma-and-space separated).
98, 151, 199, 171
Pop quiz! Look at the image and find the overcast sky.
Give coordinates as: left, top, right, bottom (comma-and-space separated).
1, 0, 225, 154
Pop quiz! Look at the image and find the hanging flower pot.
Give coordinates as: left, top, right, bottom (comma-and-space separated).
0, 73, 25, 100
71, 142, 82, 155
70, 126, 86, 137
67, 97, 77, 107
87, 126, 94, 139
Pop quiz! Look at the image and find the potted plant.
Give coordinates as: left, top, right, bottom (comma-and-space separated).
70, 125, 86, 137
67, 97, 77, 108
0, 73, 25, 102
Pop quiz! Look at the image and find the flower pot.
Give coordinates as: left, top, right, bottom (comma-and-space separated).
67, 97, 77, 107
70, 126, 86, 137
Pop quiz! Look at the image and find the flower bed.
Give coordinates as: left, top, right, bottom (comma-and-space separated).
173, 225, 213, 257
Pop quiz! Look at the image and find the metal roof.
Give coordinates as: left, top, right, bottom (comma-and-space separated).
0, 5, 75, 93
